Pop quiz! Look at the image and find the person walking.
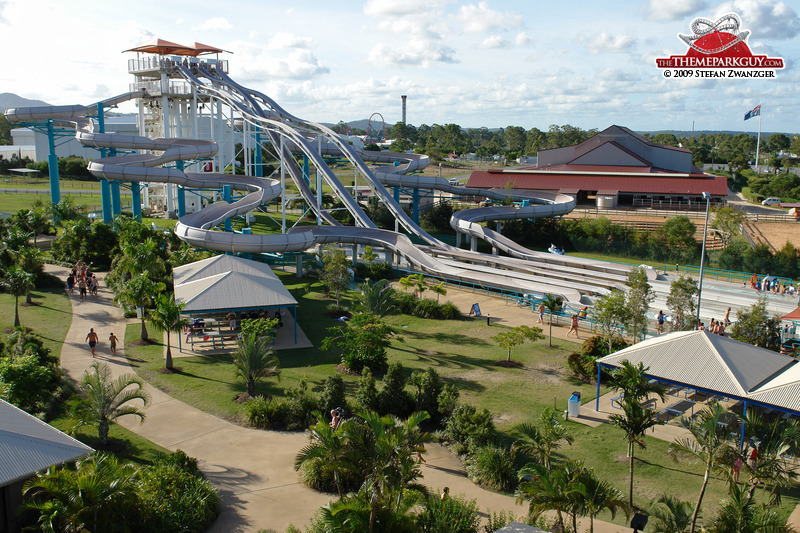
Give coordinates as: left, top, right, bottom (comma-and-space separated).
656, 310, 665, 334
85, 328, 99, 357
567, 314, 579, 338
537, 303, 545, 324
77, 277, 87, 301
108, 332, 119, 356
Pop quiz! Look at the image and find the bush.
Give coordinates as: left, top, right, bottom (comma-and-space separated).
437, 383, 460, 419
393, 292, 461, 320
297, 456, 361, 495
378, 362, 413, 417
355, 368, 379, 413
416, 368, 443, 421
51, 219, 119, 270
318, 374, 348, 416
465, 445, 517, 492
322, 313, 395, 374
416, 491, 480, 533
569, 335, 629, 382
245, 396, 288, 429
138, 453, 220, 533
444, 404, 496, 454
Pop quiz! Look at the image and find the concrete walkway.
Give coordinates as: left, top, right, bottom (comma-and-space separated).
49, 264, 632, 532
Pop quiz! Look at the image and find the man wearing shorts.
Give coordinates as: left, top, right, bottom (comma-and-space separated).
86, 328, 99, 357
108, 332, 119, 356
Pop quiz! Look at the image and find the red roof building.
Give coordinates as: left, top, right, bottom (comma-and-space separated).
466, 125, 727, 209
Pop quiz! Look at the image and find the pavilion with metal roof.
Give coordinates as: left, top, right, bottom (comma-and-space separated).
1, 400, 93, 531
173, 254, 299, 344
595, 330, 800, 431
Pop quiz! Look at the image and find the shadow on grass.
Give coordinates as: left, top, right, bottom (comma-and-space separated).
401, 329, 492, 347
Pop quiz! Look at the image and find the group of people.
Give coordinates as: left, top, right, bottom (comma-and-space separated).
84, 328, 119, 357
66, 261, 99, 301
748, 273, 796, 296
698, 318, 727, 335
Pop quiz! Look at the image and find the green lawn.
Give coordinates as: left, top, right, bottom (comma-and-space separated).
0, 192, 125, 215
0, 175, 102, 190
0, 288, 72, 358
123, 272, 800, 526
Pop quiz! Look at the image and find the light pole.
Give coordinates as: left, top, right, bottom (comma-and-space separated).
696, 192, 711, 329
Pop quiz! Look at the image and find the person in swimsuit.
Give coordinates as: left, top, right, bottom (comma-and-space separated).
86, 328, 99, 357
108, 332, 119, 356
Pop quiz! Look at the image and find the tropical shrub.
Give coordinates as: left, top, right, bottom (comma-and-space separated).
416, 491, 480, 533
51, 218, 119, 270
444, 404, 497, 454
318, 374, 348, 416
355, 367, 379, 412
138, 453, 220, 532
378, 362, 414, 417
322, 313, 397, 373
465, 444, 516, 492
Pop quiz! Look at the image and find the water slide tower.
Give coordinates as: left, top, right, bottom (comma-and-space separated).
401, 95, 407, 125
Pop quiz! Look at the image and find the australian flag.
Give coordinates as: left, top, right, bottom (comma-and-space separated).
744, 105, 761, 121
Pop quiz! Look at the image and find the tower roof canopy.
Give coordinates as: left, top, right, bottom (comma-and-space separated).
123, 38, 194, 56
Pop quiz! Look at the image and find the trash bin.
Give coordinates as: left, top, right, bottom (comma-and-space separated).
568, 391, 581, 418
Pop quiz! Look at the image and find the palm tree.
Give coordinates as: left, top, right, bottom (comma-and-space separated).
575, 468, 628, 533
148, 293, 189, 370
516, 460, 582, 532
23, 453, 140, 532
430, 281, 447, 302
397, 275, 415, 293
341, 410, 432, 533
2, 265, 35, 327
413, 273, 427, 297
11, 246, 43, 304
71, 362, 150, 446
608, 397, 663, 509
233, 332, 280, 397
609, 360, 667, 404
541, 293, 563, 347
294, 413, 355, 496
740, 412, 800, 508
355, 279, 395, 317
113, 271, 165, 341
711, 482, 790, 533
511, 408, 574, 468
669, 404, 735, 533
647, 494, 695, 533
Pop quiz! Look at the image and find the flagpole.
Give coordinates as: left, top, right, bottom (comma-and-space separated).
755, 103, 762, 174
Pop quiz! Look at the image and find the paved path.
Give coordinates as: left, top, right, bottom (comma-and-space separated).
49, 263, 638, 532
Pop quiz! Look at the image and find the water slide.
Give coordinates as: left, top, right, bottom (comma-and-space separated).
5, 71, 646, 301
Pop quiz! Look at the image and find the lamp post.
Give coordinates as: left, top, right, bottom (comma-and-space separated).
696, 192, 711, 329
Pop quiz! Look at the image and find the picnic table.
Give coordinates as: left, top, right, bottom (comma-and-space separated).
658, 398, 695, 422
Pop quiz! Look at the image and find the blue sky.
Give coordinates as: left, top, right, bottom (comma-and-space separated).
1, 0, 798, 132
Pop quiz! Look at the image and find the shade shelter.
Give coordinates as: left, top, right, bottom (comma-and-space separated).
122, 38, 195, 56
595, 331, 800, 441
173, 255, 299, 344
1, 400, 93, 531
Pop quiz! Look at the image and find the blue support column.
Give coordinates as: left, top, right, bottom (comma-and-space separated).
96, 102, 113, 223
293, 306, 297, 344
101, 180, 112, 223
131, 181, 142, 221
596, 364, 602, 411
302, 154, 310, 186
394, 186, 400, 203
223, 185, 232, 232
176, 161, 186, 217
740, 401, 748, 450
412, 188, 419, 224
254, 129, 263, 178
46, 120, 61, 222
111, 181, 121, 216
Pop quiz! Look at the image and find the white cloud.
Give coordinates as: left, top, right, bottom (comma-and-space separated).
457, 2, 523, 33
479, 36, 508, 49
191, 17, 232, 31
641, 0, 708, 21
368, 39, 458, 67
715, 0, 800, 40
232, 42, 329, 81
363, 0, 449, 18
584, 32, 636, 53
513, 32, 531, 46
267, 32, 314, 49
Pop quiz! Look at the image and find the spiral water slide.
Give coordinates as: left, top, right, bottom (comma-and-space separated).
186, 67, 649, 288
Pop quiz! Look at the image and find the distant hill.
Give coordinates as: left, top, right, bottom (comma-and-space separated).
0, 93, 49, 112
641, 129, 799, 138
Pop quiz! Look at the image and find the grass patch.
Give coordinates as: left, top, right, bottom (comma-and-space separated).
121, 273, 800, 526
47, 394, 171, 466
0, 192, 130, 215
0, 289, 71, 359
